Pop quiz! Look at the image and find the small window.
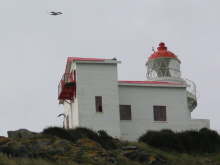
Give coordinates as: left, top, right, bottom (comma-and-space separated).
120, 105, 132, 120
153, 105, 166, 121
95, 96, 103, 112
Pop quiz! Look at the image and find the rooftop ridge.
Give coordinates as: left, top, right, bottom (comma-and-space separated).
119, 80, 185, 85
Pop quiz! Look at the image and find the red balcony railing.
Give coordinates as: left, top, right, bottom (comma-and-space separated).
58, 73, 76, 100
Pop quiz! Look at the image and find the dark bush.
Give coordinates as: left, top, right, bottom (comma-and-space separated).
177, 130, 202, 153
139, 128, 220, 153
139, 129, 183, 152
198, 128, 220, 153
68, 127, 100, 142
42, 127, 72, 141
42, 127, 117, 150
42, 127, 99, 143
97, 130, 117, 149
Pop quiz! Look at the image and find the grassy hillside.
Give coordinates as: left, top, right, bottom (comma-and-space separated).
1, 127, 220, 165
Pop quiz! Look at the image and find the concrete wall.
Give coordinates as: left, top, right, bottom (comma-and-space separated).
118, 85, 209, 141
190, 119, 210, 130
63, 102, 69, 128
63, 100, 79, 129
75, 62, 121, 138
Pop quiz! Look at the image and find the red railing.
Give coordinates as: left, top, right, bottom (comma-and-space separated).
58, 73, 75, 99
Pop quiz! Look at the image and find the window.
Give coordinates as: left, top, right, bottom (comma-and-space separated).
95, 96, 103, 112
120, 105, 132, 120
153, 105, 166, 121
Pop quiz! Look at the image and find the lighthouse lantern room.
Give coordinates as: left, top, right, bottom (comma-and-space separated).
146, 42, 182, 82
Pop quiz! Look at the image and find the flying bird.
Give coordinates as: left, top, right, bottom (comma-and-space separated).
49, 11, 63, 16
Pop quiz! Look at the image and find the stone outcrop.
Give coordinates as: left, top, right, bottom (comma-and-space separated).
7, 129, 38, 139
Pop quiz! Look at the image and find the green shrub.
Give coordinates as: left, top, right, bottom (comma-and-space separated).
42, 127, 72, 141
177, 130, 200, 153
139, 128, 220, 153
97, 130, 117, 149
198, 128, 220, 153
68, 127, 100, 143
42, 127, 117, 150
139, 129, 183, 152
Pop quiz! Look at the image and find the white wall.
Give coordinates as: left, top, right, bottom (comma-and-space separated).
63, 100, 79, 129
118, 85, 209, 141
75, 62, 121, 138
63, 102, 69, 128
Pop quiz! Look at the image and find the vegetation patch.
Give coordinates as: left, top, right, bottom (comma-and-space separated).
42, 127, 118, 150
1, 127, 220, 165
139, 128, 220, 153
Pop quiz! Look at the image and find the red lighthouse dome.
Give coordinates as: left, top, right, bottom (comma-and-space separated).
149, 42, 180, 62
146, 42, 182, 81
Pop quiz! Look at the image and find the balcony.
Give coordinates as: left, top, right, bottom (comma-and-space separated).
186, 79, 197, 112
58, 73, 76, 101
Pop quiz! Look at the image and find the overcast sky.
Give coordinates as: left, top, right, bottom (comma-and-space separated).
0, 0, 219, 135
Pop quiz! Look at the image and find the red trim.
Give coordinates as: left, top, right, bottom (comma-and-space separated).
67, 57, 106, 62
148, 42, 178, 60
65, 57, 107, 73
58, 73, 76, 100
149, 51, 177, 60
119, 80, 184, 85
73, 70, 76, 98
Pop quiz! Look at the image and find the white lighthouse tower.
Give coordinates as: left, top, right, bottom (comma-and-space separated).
146, 42, 197, 111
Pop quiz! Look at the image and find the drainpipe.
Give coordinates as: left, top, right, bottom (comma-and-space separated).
64, 100, 73, 129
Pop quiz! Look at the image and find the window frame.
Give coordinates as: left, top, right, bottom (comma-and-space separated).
153, 105, 167, 122
95, 96, 103, 113
119, 105, 132, 121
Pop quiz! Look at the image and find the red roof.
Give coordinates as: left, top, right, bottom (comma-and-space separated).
67, 57, 107, 62
65, 57, 108, 73
119, 80, 184, 86
149, 42, 179, 60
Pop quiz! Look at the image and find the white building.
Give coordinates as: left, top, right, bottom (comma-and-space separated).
58, 42, 210, 141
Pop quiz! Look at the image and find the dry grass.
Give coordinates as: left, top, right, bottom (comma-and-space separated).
0, 154, 78, 165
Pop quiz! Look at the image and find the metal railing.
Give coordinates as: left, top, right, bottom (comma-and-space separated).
185, 79, 197, 111
58, 73, 74, 99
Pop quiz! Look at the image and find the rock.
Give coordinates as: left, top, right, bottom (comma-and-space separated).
124, 150, 167, 164
155, 155, 167, 164
122, 145, 138, 150
148, 154, 167, 165
124, 150, 150, 163
107, 156, 118, 164
7, 129, 38, 139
